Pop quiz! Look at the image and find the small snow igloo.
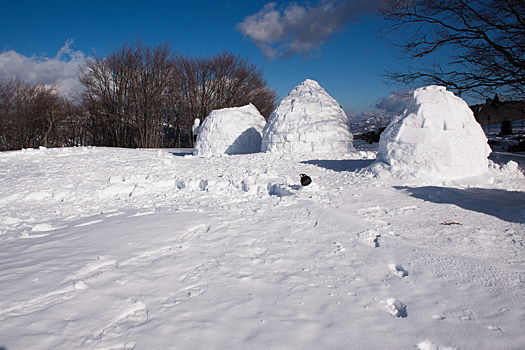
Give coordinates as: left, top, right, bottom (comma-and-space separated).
261, 79, 353, 154
194, 104, 267, 157
377, 85, 491, 179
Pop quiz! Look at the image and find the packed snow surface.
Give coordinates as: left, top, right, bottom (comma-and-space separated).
1, 144, 524, 350
261, 79, 353, 154
377, 86, 491, 180
194, 104, 266, 156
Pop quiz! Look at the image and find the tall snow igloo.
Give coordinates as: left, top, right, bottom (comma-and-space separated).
194, 104, 267, 157
377, 85, 491, 179
261, 79, 353, 154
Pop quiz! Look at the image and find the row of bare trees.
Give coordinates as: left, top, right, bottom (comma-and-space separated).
0, 40, 277, 151
79, 40, 277, 148
0, 77, 88, 151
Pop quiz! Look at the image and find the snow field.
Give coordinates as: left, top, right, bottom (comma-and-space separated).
0, 144, 524, 349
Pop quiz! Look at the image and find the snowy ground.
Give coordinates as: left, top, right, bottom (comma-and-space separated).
1, 142, 524, 350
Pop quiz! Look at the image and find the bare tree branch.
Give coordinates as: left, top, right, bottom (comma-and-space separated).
376, 0, 525, 99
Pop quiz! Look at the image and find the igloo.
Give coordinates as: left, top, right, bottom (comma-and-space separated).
377, 85, 491, 179
261, 79, 353, 154
194, 104, 266, 157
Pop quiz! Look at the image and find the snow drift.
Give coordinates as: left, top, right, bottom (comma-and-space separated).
194, 104, 267, 156
376, 85, 491, 180
261, 79, 353, 154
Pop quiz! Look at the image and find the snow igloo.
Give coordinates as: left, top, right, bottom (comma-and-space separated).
193, 104, 267, 157
377, 85, 491, 179
261, 79, 353, 154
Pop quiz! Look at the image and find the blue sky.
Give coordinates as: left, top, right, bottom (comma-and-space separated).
1, 0, 404, 120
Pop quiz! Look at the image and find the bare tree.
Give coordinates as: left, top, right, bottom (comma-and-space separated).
208, 50, 278, 118
78, 41, 277, 148
79, 40, 182, 148
376, 0, 525, 99
0, 77, 72, 151
179, 50, 278, 147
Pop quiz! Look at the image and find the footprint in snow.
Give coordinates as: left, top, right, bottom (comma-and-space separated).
161, 284, 208, 308
389, 264, 409, 277
120, 244, 186, 267
182, 259, 219, 283
239, 246, 267, 259
83, 299, 147, 345
0, 285, 78, 320
73, 257, 117, 282
180, 224, 210, 242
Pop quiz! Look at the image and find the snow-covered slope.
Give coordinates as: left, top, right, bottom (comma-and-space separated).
194, 104, 266, 157
0, 145, 524, 350
349, 115, 392, 135
261, 79, 353, 154
376, 86, 491, 180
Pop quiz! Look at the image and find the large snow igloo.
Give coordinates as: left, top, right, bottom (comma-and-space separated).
377, 85, 491, 179
194, 104, 267, 157
261, 79, 353, 154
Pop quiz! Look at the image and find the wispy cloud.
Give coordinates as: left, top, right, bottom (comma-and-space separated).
0, 39, 86, 96
345, 90, 410, 122
374, 90, 410, 117
237, 0, 377, 60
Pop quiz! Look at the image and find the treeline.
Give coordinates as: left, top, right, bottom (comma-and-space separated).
0, 40, 278, 151
0, 78, 87, 150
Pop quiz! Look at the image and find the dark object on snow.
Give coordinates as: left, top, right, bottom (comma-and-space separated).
500, 119, 513, 136
300, 174, 312, 186
354, 127, 386, 144
441, 221, 462, 225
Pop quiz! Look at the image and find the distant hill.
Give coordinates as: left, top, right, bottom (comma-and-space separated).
349, 115, 392, 135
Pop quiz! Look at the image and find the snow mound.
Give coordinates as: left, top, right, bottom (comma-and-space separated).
194, 104, 266, 157
383, 298, 408, 318
376, 86, 491, 180
261, 79, 353, 154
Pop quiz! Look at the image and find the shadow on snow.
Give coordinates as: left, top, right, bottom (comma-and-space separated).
395, 186, 525, 223
167, 149, 194, 157
300, 159, 376, 172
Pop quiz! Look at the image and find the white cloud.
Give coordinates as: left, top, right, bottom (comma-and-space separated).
0, 39, 86, 96
237, 0, 377, 59
345, 90, 410, 122
374, 90, 410, 117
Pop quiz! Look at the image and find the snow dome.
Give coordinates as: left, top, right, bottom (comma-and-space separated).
194, 104, 267, 157
261, 79, 353, 154
377, 85, 491, 179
